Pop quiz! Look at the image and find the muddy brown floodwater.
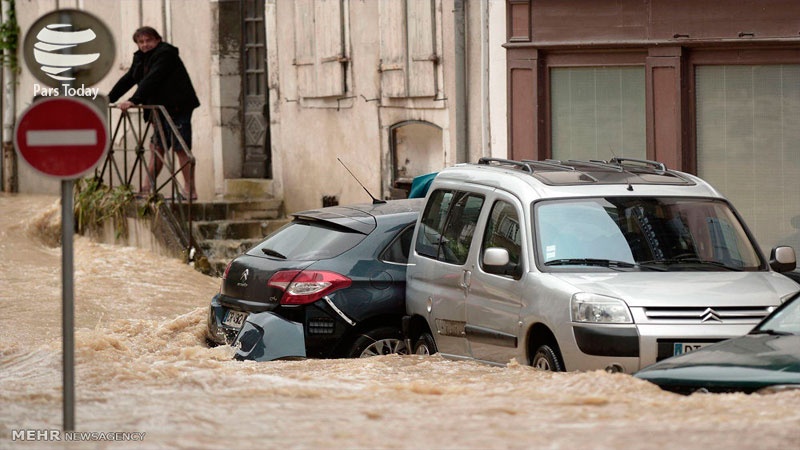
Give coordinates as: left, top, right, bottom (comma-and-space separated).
1, 193, 799, 450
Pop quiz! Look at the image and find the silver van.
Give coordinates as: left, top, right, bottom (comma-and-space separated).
403, 158, 799, 373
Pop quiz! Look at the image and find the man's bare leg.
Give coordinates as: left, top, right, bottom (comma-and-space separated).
141, 142, 165, 194
175, 149, 197, 200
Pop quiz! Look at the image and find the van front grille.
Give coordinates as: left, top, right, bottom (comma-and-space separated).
643, 306, 773, 324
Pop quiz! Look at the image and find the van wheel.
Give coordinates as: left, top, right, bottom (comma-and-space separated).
532, 344, 564, 371
348, 327, 407, 358
413, 332, 437, 355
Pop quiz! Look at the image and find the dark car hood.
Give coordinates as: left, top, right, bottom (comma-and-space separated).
635, 335, 800, 391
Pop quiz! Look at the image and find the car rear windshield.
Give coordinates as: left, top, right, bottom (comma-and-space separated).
247, 220, 367, 261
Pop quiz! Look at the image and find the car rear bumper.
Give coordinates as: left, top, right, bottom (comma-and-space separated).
206, 293, 357, 358
207, 293, 240, 346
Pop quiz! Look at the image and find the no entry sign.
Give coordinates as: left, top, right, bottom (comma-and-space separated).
13, 97, 109, 179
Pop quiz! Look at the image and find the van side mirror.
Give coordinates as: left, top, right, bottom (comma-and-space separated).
484, 247, 521, 278
483, 247, 510, 267
770, 246, 796, 272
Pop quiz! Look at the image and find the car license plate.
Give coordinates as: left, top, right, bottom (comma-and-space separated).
673, 342, 707, 355
223, 310, 248, 329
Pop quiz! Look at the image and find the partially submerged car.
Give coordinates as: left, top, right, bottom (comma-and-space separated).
634, 292, 800, 394
207, 199, 422, 361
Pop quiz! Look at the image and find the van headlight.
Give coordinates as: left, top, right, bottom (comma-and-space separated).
571, 293, 633, 324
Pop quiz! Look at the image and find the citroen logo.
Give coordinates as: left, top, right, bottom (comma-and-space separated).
700, 308, 722, 323
237, 269, 249, 287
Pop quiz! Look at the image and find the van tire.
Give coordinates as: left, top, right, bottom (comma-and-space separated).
413, 332, 437, 355
532, 344, 564, 371
348, 326, 407, 358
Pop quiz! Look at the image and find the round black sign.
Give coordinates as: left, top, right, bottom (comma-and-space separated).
23, 9, 116, 88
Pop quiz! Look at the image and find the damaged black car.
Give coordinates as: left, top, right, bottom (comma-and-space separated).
206, 199, 422, 361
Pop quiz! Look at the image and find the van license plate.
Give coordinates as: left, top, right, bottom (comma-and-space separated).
673, 342, 707, 355
223, 310, 248, 329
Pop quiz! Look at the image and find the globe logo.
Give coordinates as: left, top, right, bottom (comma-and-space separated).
33, 24, 100, 82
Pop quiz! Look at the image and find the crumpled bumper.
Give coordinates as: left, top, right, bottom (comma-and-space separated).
233, 312, 307, 362
206, 293, 239, 346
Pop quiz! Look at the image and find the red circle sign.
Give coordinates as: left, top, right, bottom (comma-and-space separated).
13, 97, 109, 179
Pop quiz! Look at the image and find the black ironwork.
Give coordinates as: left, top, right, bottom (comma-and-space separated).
95, 104, 195, 261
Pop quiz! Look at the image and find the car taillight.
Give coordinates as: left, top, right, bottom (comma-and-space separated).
220, 261, 234, 293
267, 270, 352, 305
222, 261, 233, 280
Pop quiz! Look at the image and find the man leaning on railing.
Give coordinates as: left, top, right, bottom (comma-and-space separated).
108, 26, 200, 200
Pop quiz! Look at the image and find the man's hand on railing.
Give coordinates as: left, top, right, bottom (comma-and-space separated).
117, 101, 136, 111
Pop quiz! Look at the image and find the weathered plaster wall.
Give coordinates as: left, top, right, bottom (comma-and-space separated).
269, 0, 506, 213
14, 0, 216, 201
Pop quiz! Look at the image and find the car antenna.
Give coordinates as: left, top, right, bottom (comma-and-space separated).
609, 146, 634, 191
337, 158, 386, 204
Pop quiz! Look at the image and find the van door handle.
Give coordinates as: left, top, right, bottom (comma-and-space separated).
460, 270, 471, 291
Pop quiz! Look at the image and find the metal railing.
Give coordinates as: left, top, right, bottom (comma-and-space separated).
94, 104, 196, 260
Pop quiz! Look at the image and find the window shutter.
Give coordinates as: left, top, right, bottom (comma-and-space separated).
294, 0, 345, 98
696, 65, 800, 252
407, 0, 437, 97
293, 0, 316, 97
379, 0, 408, 97
315, 0, 345, 97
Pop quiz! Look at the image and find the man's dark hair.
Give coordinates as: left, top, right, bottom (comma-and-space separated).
132, 26, 162, 43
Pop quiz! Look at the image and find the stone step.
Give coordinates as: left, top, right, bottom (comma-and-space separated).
193, 218, 290, 240
172, 198, 282, 221
224, 178, 274, 200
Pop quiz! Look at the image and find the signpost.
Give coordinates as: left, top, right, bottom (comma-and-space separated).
17, 8, 115, 432
14, 97, 109, 432
14, 97, 109, 177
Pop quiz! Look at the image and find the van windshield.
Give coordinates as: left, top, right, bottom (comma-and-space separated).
534, 197, 763, 271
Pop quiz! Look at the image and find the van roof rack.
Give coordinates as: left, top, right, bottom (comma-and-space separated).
564, 159, 625, 172
477, 157, 534, 173
521, 159, 576, 171
608, 157, 667, 173
472, 156, 691, 186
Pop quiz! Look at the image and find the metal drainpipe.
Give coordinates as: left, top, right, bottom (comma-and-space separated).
1, 0, 16, 192
480, 0, 490, 158
454, 0, 467, 164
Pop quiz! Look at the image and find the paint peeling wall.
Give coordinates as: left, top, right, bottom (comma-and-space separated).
14, 0, 216, 200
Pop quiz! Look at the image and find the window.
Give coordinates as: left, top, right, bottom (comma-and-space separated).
381, 225, 416, 264
248, 220, 365, 261
293, 0, 347, 98
379, 0, 438, 98
550, 66, 646, 160
482, 201, 523, 279
440, 194, 484, 264
535, 197, 762, 271
416, 189, 453, 259
415, 190, 484, 265
696, 64, 800, 253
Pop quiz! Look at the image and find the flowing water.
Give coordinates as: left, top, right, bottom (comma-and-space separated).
1, 193, 799, 450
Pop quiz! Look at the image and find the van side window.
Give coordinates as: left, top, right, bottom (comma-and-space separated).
481, 200, 523, 279
415, 190, 484, 265
439, 193, 485, 264
416, 190, 454, 259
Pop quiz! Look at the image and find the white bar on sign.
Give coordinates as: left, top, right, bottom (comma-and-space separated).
26, 130, 98, 146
